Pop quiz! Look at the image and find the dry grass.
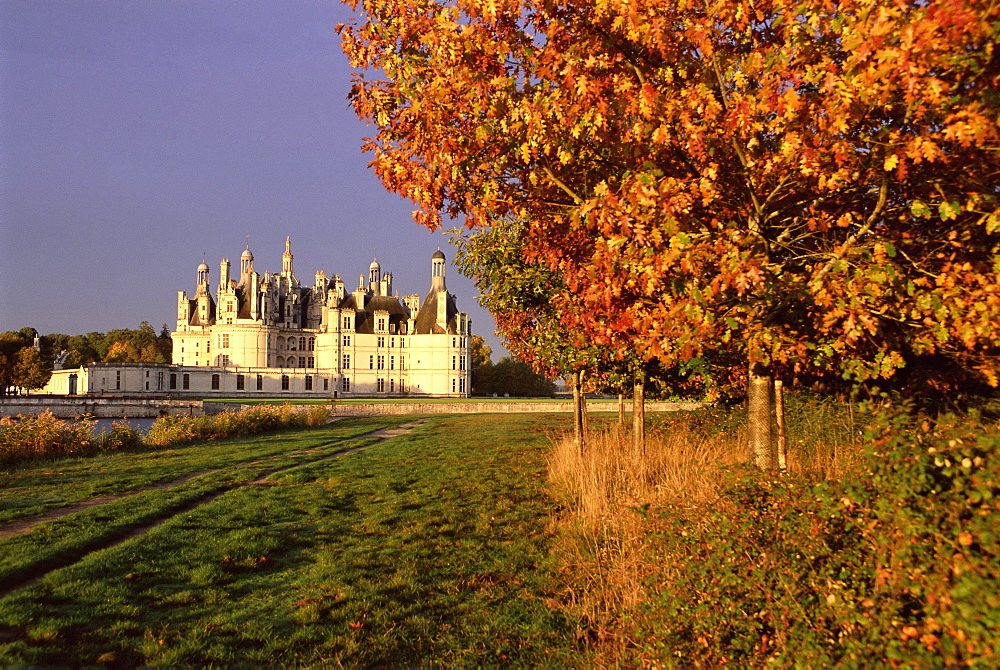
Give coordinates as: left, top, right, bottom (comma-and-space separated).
546, 422, 747, 654
546, 405, 865, 662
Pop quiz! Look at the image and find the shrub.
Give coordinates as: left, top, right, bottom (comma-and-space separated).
632, 409, 1000, 666
0, 411, 96, 466
144, 404, 328, 447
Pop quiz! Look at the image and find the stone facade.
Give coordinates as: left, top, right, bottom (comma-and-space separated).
42, 241, 472, 398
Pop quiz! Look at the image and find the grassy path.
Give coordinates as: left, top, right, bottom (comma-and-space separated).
0, 419, 428, 597
0, 414, 582, 666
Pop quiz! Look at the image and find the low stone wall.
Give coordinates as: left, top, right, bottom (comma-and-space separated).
0, 396, 204, 419
330, 401, 705, 416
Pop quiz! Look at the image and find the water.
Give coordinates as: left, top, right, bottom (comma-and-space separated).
91, 417, 157, 434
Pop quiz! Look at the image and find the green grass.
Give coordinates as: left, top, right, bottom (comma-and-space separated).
0, 416, 398, 525
0, 414, 584, 666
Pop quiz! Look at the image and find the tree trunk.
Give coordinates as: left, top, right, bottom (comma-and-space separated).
748, 362, 776, 470
632, 372, 646, 460
775, 379, 787, 472
573, 369, 585, 455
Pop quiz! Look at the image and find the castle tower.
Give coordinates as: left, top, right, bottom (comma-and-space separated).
196, 262, 210, 295
369, 258, 381, 294
431, 249, 447, 292
241, 245, 254, 276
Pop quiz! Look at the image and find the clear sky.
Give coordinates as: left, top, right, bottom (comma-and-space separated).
0, 0, 507, 358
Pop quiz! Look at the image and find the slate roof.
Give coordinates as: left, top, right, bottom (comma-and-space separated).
338, 294, 409, 334
413, 289, 458, 334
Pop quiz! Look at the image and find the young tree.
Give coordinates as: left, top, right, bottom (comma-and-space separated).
13, 347, 51, 394
342, 0, 1000, 467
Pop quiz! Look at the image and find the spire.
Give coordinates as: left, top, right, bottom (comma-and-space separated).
282, 236, 294, 277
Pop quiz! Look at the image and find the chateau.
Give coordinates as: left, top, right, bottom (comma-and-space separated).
43, 239, 473, 398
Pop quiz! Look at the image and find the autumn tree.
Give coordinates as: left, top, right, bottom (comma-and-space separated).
13, 347, 51, 394
0, 331, 52, 396
342, 0, 1000, 468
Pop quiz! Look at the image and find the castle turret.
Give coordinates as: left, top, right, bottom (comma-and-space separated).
369, 259, 382, 294
196, 262, 210, 293
241, 245, 254, 276
431, 249, 446, 292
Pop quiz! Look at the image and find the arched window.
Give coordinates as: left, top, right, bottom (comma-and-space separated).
299, 337, 306, 350
276, 356, 284, 368
277, 336, 285, 350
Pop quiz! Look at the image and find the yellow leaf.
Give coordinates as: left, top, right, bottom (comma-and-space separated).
884, 154, 898, 171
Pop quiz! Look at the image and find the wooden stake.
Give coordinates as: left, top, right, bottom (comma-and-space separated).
775, 379, 787, 473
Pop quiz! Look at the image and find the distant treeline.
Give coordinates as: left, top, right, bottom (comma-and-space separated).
0, 322, 172, 395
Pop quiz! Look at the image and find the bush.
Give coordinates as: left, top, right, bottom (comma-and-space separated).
0, 411, 97, 466
0, 404, 331, 465
632, 409, 1000, 666
145, 404, 329, 447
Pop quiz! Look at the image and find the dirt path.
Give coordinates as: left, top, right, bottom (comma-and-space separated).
0, 418, 429, 594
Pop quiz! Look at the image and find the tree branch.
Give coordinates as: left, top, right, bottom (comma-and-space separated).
810, 177, 890, 287
542, 166, 584, 205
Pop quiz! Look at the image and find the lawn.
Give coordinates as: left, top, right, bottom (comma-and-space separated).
0, 413, 584, 666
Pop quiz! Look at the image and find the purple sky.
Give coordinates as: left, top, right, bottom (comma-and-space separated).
0, 0, 507, 358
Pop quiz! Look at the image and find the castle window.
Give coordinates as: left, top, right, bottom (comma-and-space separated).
236, 374, 245, 391
400, 338, 405, 348
377, 355, 385, 370
277, 336, 285, 350
343, 354, 351, 369
220, 355, 230, 367
377, 317, 386, 332
452, 379, 456, 393
452, 356, 456, 370
305, 376, 313, 391
288, 339, 296, 350
299, 337, 306, 350
390, 356, 395, 370
170, 374, 177, 390
211, 374, 220, 390
183, 374, 190, 390
377, 378, 385, 392
342, 377, 350, 392
308, 338, 315, 351
452, 337, 456, 347
342, 316, 352, 330
157, 372, 164, 390
115, 371, 121, 390
369, 355, 374, 370
390, 379, 395, 393
220, 334, 229, 348
206, 342, 210, 352
390, 338, 395, 347
323, 378, 329, 391
343, 335, 351, 347
308, 356, 315, 368
256, 374, 263, 390
281, 375, 290, 391
460, 378, 465, 393
377, 336, 385, 347
299, 356, 306, 368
